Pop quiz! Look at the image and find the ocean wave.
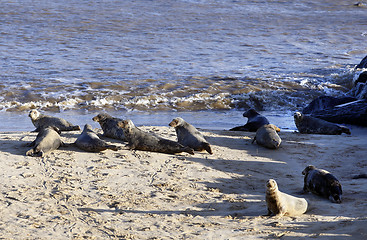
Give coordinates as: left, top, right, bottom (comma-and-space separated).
0, 69, 355, 113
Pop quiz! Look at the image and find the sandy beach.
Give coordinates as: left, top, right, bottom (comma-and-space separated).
0, 126, 366, 239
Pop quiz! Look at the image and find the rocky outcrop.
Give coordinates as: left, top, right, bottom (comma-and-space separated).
301, 56, 367, 127
302, 96, 367, 126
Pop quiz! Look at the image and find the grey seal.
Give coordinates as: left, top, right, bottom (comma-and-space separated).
92, 113, 126, 141
302, 165, 342, 203
294, 112, 351, 135
169, 117, 212, 154
230, 109, 270, 132
265, 179, 308, 217
117, 119, 194, 155
74, 124, 120, 152
252, 124, 281, 149
26, 126, 64, 157
29, 109, 80, 132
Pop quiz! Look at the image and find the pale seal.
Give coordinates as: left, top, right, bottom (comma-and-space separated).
29, 109, 80, 132
265, 179, 308, 217
302, 165, 342, 203
74, 124, 120, 152
92, 113, 126, 141
252, 124, 281, 149
230, 109, 270, 132
117, 119, 194, 155
26, 126, 64, 157
169, 117, 212, 154
294, 112, 351, 135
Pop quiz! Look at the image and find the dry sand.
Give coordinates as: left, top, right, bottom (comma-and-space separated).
0, 126, 366, 239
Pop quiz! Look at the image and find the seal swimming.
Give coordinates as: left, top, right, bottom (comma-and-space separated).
252, 124, 281, 149
26, 126, 64, 157
118, 119, 194, 155
29, 109, 80, 132
230, 109, 270, 132
92, 113, 126, 141
302, 165, 342, 203
265, 179, 308, 217
169, 117, 212, 154
294, 112, 351, 135
74, 124, 121, 152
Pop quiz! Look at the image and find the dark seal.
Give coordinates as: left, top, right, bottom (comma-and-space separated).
74, 124, 120, 152
294, 112, 350, 135
92, 113, 126, 141
230, 109, 270, 132
169, 117, 212, 154
118, 119, 194, 155
26, 126, 64, 157
252, 124, 281, 149
29, 109, 80, 132
302, 165, 342, 203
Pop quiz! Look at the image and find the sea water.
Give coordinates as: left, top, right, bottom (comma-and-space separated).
0, 0, 366, 131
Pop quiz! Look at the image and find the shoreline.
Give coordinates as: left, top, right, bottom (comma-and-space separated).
0, 126, 366, 239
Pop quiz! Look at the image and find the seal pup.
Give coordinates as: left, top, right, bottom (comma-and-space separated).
252, 124, 281, 149
74, 124, 120, 152
118, 119, 194, 155
29, 109, 80, 132
265, 179, 308, 217
302, 165, 342, 203
294, 112, 351, 135
92, 113, 126, 141
230, 109, 270, 132
169, 117, 212, 154
26, 126, 64, 157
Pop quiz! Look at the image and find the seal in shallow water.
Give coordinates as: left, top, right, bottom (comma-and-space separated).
118, 119, 194, 155
169, 117, 212, 154
252, 124, 281, 149
92, 113, 126, 141
26, 126, 64, 157
230, 109, 270, 132
294, 112, 350, 135
265, 179, 308, 217
302, 165, 342, 203
74, 124, 120, 152
29, 109, 80, 132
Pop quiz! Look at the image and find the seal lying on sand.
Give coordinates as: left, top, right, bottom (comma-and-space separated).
169, 117, 212, 154
302, 165, 342, 203
74, 124, 120, 152
29, 109, 80, 132
294, 112, 350, 135
252, 124, 281, 149
118, 119, 194, 155
26, 126, 64, 157
265, 179, 308, 217
230, 109, 269, 132
92, 113, 126, 141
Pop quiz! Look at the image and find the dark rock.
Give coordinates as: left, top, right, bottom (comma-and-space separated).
355, 71, 367, 85
303, 96, 357, 114
302, 96, 367, 126
355, 55, 367, 69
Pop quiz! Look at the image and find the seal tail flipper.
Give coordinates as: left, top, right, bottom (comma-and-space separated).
229, 126, 246, 131
341, 126, 351, 135
184, 147, 195, 155
71, 125, 81, 131
26, 149, 34, 156
202, 142, 213, 154
107, 144, 120, 151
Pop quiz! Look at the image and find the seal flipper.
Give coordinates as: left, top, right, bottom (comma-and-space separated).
229, 125, 247, 131
202, 142, 213, 154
